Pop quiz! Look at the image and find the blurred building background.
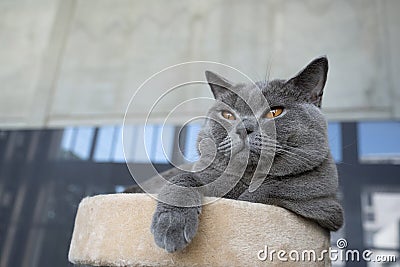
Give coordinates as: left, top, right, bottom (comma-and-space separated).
0, 1, 399, 266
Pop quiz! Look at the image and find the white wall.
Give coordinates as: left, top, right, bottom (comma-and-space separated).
1, 0, 399, 128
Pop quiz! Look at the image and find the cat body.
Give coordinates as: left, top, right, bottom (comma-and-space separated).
150, 57, 343, 252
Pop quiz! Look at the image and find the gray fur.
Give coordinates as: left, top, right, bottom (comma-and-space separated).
151, 56, 344, 252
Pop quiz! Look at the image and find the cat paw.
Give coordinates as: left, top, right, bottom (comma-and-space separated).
151, 206, 200, 253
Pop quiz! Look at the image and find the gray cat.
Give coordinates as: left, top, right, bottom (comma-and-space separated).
149, 56, 343, 253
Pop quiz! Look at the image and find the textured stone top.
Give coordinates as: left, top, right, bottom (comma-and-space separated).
69, 193, 330, 267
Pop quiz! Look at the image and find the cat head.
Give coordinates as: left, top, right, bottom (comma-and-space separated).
198, 56, 331, 176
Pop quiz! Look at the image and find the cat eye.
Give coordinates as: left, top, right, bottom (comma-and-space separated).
264, 107, 284, 119
221, 110, 236, 120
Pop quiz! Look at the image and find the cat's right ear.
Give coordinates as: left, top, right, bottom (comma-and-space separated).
205, 71, 234, 100
285, 56, 328, 108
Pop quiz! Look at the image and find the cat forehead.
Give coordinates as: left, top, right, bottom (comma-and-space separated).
260, 80, 293, 104
234, 79, 295, 107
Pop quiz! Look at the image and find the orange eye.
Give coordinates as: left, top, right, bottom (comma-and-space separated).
221, 110, 235, 120
265, 108, 284, 119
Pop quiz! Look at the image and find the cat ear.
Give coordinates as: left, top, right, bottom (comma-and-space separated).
286, 56, 328, 108
205, 71, 234, 100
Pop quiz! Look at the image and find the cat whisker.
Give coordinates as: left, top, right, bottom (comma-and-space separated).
254, 135, 279, 142
250, 144, 280, 151
254, 140, 282, 147
218, 147, 231, 154
282, 145, 330, 162
277, 147, 315, 166
277, 152, 314, 168
255, 142, 280, 148
218, 143, 232, 150
219, 137, 232, 147
217, 136, 232, 152
219, 137, 231, 145
251, 140, 282, 149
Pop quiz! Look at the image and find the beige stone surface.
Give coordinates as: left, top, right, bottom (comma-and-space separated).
69, 193, 330, 267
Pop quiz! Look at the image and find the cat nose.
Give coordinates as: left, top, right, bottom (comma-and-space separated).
236, 120, 255, 138
236, 127, 254, 139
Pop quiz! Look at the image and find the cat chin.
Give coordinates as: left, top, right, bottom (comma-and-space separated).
242, 152, 263, 166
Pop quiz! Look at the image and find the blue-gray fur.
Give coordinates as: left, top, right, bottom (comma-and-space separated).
151, 56, 344, 252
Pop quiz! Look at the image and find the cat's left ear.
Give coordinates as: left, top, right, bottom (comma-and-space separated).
286, 56, 328, 108
205, 71, 234, 100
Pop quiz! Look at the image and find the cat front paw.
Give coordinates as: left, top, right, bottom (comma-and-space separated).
151, 206, 200, 253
